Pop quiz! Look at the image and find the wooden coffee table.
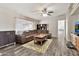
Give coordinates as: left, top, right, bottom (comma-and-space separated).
34, 34, 48, 45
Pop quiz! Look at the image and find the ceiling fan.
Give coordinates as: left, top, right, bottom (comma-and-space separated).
32, 8, 54, 17
41, 8, 54, 16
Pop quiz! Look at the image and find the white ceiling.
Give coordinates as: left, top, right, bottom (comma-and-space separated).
0, 3, 70, 20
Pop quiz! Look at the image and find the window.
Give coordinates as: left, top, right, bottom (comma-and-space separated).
16, 18, 33, 34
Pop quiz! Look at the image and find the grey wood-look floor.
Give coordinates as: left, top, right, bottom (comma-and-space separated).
0, 38, 78, 56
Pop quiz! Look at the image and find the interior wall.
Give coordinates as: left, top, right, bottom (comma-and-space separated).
39, 17, 58, 37
69, 15, 79, 33
0, 7, 40, 31
39, 15, 66, 38
0, 7, 17, 31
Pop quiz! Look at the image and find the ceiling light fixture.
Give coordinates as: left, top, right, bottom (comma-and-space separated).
42, 13, 48, 17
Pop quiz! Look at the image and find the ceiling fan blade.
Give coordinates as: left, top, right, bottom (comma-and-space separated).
48, 11, 53, 13
47, 13, 51, 16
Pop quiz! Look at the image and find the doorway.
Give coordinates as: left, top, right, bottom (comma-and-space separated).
58, 20, 66, 54
58, 20, 65, 39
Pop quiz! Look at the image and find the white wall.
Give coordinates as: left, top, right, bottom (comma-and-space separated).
0, 7, 39, 31
0, 7, 17, 31
39, 15, 66, 38
39, 17, 58, 37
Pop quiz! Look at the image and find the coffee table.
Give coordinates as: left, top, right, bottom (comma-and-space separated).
34, 34, 48, 45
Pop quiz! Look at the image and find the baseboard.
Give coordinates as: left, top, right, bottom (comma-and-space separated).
0, 42, 16, 48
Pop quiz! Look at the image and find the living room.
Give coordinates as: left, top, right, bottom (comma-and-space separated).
0, 3, 79, 56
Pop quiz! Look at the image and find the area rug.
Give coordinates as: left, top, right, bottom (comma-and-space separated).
22, 39, 52, 53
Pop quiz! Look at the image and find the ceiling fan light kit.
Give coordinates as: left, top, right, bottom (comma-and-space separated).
41, 8, 53, 17
32, 7, 54, 17
42, 13, 48, 17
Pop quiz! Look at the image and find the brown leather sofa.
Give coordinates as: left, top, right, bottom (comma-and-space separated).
16, 30, 51, 44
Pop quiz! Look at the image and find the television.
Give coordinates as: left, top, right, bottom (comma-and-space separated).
75, 22, 79, 34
